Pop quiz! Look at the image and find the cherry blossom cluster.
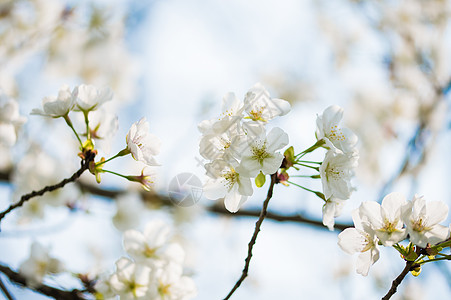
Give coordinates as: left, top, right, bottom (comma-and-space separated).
279, 105, 359, 230
31, 84, 161, 191
338, 192, 451, 276
95, 220, 197, 300
315, 105, 359, 230
199, 83, 291, 212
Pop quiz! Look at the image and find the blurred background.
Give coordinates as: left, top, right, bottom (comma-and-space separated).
0, 0, 451, 299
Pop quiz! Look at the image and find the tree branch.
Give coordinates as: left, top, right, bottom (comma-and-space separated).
0, 275, 14, 300
381, 260, 416, 300
0, 150, 96, 227
0, 263, 85, 300
223, 173, 277, 300
0, 168, 353, 231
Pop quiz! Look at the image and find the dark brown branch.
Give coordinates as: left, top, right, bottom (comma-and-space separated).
382, 246, 423, 300
0, 263, 85, 300
0, 275, 14, 300
209, 203, 352, 231
381, 260, 415, 300
0, 150, 95, 227
0, 169, 353, 231
223, 173, 277, 300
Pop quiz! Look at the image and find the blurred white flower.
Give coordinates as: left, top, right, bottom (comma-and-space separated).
109, 257, 153, 300
338, 209, 379, 276
199, 118, 246, 163
19, 241, 64, 287
31, 84, 75, 118
243, 83, 291, 122
73, 84, 113, 112
123, 220, 185, 268
402, 195, 450, 248
203, 159, 253, 213
198, 92, 244, 136
112, 194, 145, 231
322, 197, 346, 231
359, 192, 407, 246
0, 89, 26, 146
316, 105, 358, 154
150, 262, 197, 300
319, 150, 357, 200
239, 127, 289, 177
126, 117, 161, 166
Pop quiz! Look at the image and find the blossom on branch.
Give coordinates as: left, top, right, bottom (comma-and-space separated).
359, 192, 407, 246
203, 159, 253, 213
316, 105, 358, 154
126, 117, 161, 166
240, 127, 289, 177
73, 84, 113, 112
319, 150, 357, 200
338, 209, 380, 276
401, 194, 450, 248
31, 84, 75, 118
243, 83, 291, 122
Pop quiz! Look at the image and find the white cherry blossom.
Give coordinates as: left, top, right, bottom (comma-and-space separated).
123, 220, 185, 267
73, 84, 113, 112
243, 83, 291, 122
109, 257, 152, 300
322, 197, 346, 231
316, 105, 358, 154
239, 127, 289, 177
113, 193, 145, 231
338, 209, 380, 276
319, 150, 357, 200
359, 192, 407, 246
402, 195, 450, 248
203, 159, 253, 213
31, 84, 75, 118
199, 118, 246, 162
149, 262, 197, 300
198, 92, 244, 136
126, 117, 161, 166
19, 241, 64, 287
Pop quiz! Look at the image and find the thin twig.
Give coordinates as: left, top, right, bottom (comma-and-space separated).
0, 263, 84, 300
381, 260, 415, 300
382, 247, 422, 300
0, 168, 353, 231
0, 151, 95, 226
0, 275, 14, 300
223, 173, 277, 300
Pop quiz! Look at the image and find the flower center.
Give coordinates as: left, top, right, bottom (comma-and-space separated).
412, 218, 429, 232
222, 168, 238, 190
329, 125, 345, 142
248, 106, 266, 121
251, 141, 271, 163
379, 219, 399, 233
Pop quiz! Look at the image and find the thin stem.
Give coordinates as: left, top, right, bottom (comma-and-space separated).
295, 163, 319, 171
418, 255, 451, 265
0, 150, 96, 227
296, 160, 322, 165
95, 149, 130, 167
83, 111, 91, 140
0, 276, 14, 300
102, 169, 130, 180
63, 115, 83, 147
290, 175, 320, 179
287, 181, 326, 201
223, 173, 277, 300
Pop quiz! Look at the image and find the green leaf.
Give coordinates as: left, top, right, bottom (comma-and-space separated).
255, 172, 266, 187
284, 146, 295, 160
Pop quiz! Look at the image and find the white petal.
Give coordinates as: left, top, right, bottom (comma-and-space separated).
425, 201, 448, 226
338, 228, 364, 254
224, 192, 247, 213
266, 127, 289, 152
